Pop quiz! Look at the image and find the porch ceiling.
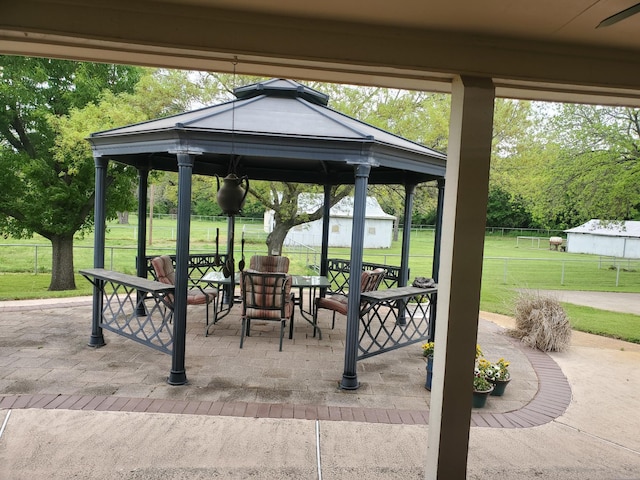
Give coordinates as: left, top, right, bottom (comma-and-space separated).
2, 1, 640, 104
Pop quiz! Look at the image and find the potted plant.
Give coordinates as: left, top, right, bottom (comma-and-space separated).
472, 368, 494, 408
479, 357, 511, 396
422, 342, 435, 390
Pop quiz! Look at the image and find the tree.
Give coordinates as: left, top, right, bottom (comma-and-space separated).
529, 104, 640, 229
0, 56, 143, 290
250, 181, 352, 255
0, 59, 222, 291
485, 186, 533, 228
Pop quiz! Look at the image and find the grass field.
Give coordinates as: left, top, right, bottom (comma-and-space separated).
1, 215, 639, 343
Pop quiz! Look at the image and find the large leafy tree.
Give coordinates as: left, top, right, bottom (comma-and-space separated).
249, 181, 352, 255
0, 62, 223, 292
530, 104, 640, 229
0, 56, 144, 290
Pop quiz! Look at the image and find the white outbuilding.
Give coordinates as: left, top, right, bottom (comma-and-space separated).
264, 194, 396, 248
564, 219, 640, 258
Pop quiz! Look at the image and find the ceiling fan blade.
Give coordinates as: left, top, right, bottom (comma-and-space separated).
597, 2, 640, 28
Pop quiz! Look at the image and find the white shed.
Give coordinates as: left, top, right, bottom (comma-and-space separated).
565, 219, 640, 258
264, 194, 396, 248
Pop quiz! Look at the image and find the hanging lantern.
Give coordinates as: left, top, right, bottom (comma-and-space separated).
216, 173, 249, 216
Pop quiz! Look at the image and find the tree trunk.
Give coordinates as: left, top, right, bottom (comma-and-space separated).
117, 211, 129, 224
393, 216, 400, 242
266, 223, 292, 256
49, 234, 77, 291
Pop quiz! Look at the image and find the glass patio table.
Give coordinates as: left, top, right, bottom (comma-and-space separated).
290, 275, 331, 340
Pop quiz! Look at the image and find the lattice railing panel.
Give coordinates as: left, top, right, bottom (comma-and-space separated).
100, 280, 175, 355
325, 258, 402, 294
357, 291, 434, 360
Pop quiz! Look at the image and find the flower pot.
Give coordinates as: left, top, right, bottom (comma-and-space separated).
425, 354, 433, 390
490, 377, 511, 396
472, 386, 494, 408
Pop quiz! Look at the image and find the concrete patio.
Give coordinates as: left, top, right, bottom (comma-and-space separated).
1, 296, 639, 478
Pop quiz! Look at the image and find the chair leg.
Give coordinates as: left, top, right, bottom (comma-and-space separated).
332, 311, 336, 329
279, 319, 285, 351
205, 296, 218, 337
204, 299, 211, 337
288, 309, 294, 340
240, 317, 246, 349
312, 304, 318, 338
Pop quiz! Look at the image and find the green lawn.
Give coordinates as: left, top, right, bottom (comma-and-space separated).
1, 216, 639, 343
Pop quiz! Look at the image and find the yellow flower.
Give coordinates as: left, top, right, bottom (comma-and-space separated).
422, 342, 435, 357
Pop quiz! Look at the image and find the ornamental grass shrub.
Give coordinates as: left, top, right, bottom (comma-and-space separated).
511, 292, 572, 352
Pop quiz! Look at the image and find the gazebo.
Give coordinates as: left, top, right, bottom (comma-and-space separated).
86, 78, 446, 387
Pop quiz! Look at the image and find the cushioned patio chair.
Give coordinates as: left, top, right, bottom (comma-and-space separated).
314, 267, 386, 329
151, 255, 218, 335
240, 270, 295, 351
248, 255, 290, 273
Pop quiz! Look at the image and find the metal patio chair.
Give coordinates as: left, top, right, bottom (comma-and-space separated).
240, 270, 295, 351
314, 267, 386, 329
151, 255, 217, 334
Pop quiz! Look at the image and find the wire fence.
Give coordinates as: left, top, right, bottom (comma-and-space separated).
2, 242, 639, 290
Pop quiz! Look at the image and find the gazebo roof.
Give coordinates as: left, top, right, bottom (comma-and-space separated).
89, 78, 446, 185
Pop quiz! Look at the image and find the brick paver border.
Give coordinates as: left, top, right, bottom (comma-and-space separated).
0, 336, 570, 428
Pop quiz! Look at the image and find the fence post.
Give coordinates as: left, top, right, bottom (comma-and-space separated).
34, 245, 38, 274
561, 261, 565, 285
616, 264, 620, 287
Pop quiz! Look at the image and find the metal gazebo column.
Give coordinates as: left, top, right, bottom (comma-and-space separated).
428, 178, 445, 342
135, 166, 149, 316
397, 182, 417, 326
167, 152, 195, 386
136, 166, 149, 279
320, 184, 331, 278
88, 156, 107, 348
400, 183, 416, 287
340, 163, 371, 390
226, 214, 235, 305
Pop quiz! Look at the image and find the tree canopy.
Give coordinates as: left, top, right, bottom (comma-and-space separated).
0, 56, 145, 289
4, 58, 639, 291
0, 59, 223, 290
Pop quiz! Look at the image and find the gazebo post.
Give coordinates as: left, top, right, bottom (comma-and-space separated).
320, 184, 331, 278
88, 156, 107, 348
428, 178, 445, 341
136, 165, 149, 316
340, 163, 371, 390
400, 183, 416, 288
167, 152, 194, 386
397, 182, 417, 326
226, 214, 235, 305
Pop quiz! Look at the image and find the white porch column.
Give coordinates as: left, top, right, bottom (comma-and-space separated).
425, 76, 495, 479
